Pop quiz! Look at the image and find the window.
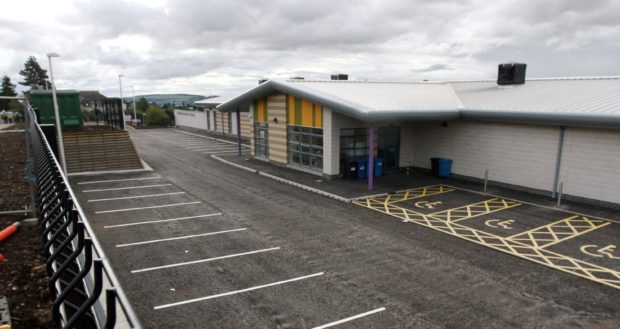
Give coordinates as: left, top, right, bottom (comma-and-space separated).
213, 111, 217, 131
227, 113, 232, 134
288, 125, 323, 171
254, 122, 269, 158
340, 128, 368, 160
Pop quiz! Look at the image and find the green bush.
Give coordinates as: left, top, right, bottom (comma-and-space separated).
145, 105, 169, 126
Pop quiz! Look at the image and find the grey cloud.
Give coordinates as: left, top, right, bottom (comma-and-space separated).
411, 64, 452, 73
3, 0, 619, 95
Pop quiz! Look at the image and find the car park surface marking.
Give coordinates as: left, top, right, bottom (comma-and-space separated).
428, 198, 522, 222
88, 191, 186, 202
311, 307, 386, 329
82, 183, 172, 192
507, 216, 611, 248
103, 213, 222, 228
94, 201, 201, 214
115, 228, 247, 247
373, 185, 455, 204
77, 176, 162, 185
153, 272, 325, 310
354, 185, 620, 290
131, 247, 281, 273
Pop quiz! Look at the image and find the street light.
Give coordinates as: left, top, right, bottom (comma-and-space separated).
131, 85, 137, 127
47, 52, 67, 174
118, 74, 125, 130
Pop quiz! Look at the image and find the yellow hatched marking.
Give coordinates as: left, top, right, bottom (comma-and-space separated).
354, 195, 620, 290
508, 216, 611, 249
372, 185, 455, 204
428, 198, 521, 222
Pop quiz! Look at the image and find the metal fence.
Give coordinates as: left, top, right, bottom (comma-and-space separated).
26, 104, 141, 329
101, 98, 125, 130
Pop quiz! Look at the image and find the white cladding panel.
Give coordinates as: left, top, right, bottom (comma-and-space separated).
174, 110, 208, 130
407, 121, 559, 192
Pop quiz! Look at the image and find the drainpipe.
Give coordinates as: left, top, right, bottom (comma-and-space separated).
368, 125, 375, 190
236, 108, 241, 156
552, 126, 565, 198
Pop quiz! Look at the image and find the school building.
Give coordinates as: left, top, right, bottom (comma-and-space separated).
175, 95, 252, 141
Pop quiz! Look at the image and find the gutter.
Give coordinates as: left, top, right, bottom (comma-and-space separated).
460, 109, 620, 130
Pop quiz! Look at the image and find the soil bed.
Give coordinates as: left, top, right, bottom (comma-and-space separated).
0, 126, 56, 328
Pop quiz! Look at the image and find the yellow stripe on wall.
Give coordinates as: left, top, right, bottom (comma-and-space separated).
301, 99, 313, 126
315, 105, 323, 128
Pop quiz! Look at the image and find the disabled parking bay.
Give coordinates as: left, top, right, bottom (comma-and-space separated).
354, 184, 620, 290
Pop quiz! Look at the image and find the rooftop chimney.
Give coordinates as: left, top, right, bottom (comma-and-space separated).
497, 63, 526, 85
331, 73, 348, 81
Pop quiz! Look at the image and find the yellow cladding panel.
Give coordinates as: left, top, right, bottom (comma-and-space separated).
256, 98, 267, 123
288, 95, 296, 123
301, 99, 313, 127
315, 105, 323, 128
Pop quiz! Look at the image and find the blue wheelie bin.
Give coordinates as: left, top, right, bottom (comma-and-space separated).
356, 159, 368, 179
437, 159, 453, 178
374, 157, 384, 177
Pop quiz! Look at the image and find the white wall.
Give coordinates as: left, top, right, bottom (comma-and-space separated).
404, 121, 560, 192
559, 127, 620, 204
323, 108, 335, 175
324, 110, 367, 176
174, 110, 208, 130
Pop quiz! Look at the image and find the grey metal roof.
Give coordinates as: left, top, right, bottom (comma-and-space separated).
195, 94, 238, 107
217, 77, 620, 129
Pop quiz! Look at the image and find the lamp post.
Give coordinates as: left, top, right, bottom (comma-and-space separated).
47, 52, 67, 174
131, 85, 137, 127
118, 74, 125, 130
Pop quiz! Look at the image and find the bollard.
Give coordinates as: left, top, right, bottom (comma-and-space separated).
484, 169, 489, 192
556, 182, 564, 207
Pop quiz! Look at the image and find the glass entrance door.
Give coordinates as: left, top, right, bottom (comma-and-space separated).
254, 122, 269, 159
378, 126, 400, 170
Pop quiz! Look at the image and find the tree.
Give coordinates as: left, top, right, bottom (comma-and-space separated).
145, 104, 170, 126
19, 56, 49, 90
136, 97, 149, 114
1, 75, 17, 111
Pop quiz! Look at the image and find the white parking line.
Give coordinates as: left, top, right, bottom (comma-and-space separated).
201, 151, 240, 154
116, 228, 246, 247
88, 192, 185, 202
187, 146, 233, 150
154, 272, 325, 310
103, 213, 222, 228
131, 247, 280, 273
83, 184, 172, 193
311, 308, 386, 329
77, 176, 162, 185
192, 148, 236, 152
95, 201, 201, 214
173, 130, 251, 148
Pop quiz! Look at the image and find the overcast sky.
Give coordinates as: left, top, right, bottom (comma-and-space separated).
2, 0, 619, 97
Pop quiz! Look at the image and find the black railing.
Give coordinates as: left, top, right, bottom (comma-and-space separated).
101, 98, 125, 130
26, 103, 141, 329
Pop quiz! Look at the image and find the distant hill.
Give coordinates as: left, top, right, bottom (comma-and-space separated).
125, 94, 216, 105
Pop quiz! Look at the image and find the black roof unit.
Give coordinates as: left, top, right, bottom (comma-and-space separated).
497, 63, 527, 85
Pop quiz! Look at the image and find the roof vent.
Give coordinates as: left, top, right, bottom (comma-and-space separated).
497, 63, 526, 85
258, 79, 268, 85
331, 74, 348, 81
289, 76, 305, 80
